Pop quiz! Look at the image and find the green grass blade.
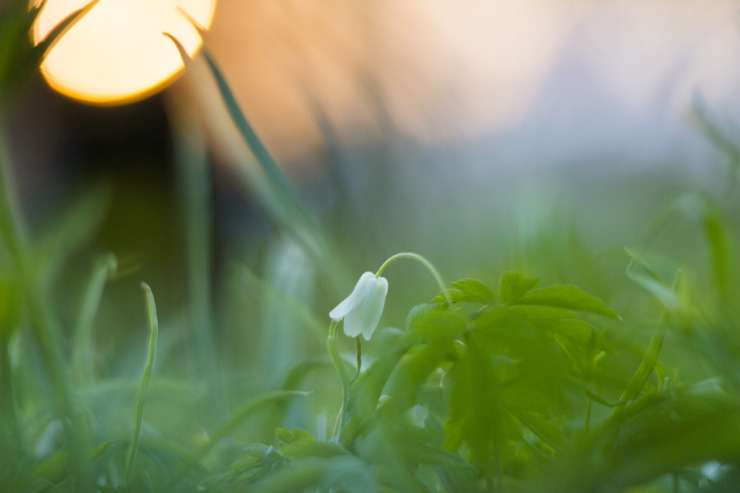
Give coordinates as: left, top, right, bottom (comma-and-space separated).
124, 283, 160, 482
72, 254, 116, 384
163, 32, 347, 294
162, 33, 311, 228
616, 285, 674, 407
607, 255, 683, 421
701, 206, 732, 299
29, 0, 100, 66
171, 105, 224, 419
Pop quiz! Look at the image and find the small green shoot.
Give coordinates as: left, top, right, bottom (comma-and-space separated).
124, 283, 160, 482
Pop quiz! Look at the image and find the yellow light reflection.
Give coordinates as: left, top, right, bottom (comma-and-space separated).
33, 0, 216, 105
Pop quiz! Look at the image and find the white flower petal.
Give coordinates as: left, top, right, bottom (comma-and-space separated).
359, 276, 388, 340
329, 272, 375, 320
330, 272, 388, 341
343, 302, 364, 337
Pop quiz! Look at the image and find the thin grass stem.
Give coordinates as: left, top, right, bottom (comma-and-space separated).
73, 254, 115, 384
328, 320, 351, 438
125, 283, 159, 482
0, 119, 92, 491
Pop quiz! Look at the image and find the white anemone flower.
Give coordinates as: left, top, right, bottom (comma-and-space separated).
330, 272, 388, 340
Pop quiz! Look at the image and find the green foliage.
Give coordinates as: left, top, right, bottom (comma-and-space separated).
4, 12, 740, 491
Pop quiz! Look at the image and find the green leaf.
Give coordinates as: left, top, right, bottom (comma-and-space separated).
615, 324, 666, 407
406, 305, 466, 342
552, 319, 596, 345
625, 249, 681, 313
515, 285, 619, 319
505, 406, 565, 452
281, 440, 348, 460
180, 390, 310, 475
382, 343, 453, 415
276, 428, 315, 445
225, 444, 286, 484
444, 332, 515, 467
341, 346, 408, 445
551, 320, 600, 379
506, 305, 579, 329
433, 278, 494, 304
701, 206, 732, 298
500, 272, 540, 304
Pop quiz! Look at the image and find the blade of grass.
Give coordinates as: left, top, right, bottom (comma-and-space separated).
0, 121, 92, 491
29, 0, 101, 65
124, 283, 160, 482
0, 333, 22, 471
1, 0, 100, 102
73, 254, 116, 384
613, 260, 681, 415
169, 102, 226, 423
163, 31, 348, 294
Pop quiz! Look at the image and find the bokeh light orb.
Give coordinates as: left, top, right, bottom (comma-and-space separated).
32, 0, 217, 105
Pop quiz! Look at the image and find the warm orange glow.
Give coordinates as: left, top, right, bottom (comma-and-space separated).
32, 0, 216, 105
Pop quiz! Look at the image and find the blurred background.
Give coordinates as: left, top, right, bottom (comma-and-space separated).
5, 0, 740, 394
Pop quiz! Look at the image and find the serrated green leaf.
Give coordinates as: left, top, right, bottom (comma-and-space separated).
473, 306, 535, 336
444, 332, 515, 467
433, 278, 494, 304
226, 444, 285, 484
431, 288, 471, 304
275, 428, 314, 445
506, 305, 579, 329
552, 319, 596, 345
515, 285, 619, 318
500, 272, 540, 304
406, 305, 466, 342
381, 342, 454, 416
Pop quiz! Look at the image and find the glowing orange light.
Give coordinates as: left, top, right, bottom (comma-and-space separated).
32, 0, 216, 105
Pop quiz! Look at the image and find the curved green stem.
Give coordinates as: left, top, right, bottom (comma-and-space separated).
354, 336, 362, 381
375, 252, 453, 308
125, 284, 159, 483
327, 319, 351, 438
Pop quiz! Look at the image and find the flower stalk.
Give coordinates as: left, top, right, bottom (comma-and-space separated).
327, 251, 451, 440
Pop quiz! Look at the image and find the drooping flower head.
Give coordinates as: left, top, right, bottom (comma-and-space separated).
330, 272, 388, 340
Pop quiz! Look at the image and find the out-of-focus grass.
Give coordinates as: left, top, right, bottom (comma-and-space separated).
4, 2, 740, 492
